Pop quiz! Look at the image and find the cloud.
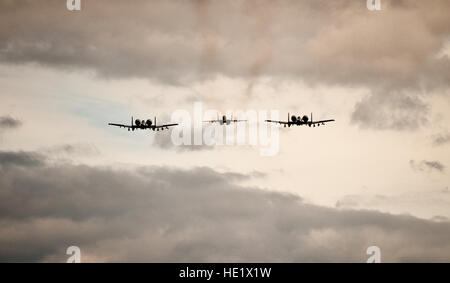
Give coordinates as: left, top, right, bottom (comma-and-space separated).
351, 91, 429, 130
1, 1, 450, 129
1, 152, 450, 262
410, 160, 445, 172
152, 127, 215, 152
0, 116, 21, 130
335, 191, 450, 220
432, 132, 450, 146
432, 215, 449, 222
423, 161, 446, 172
1, 1, 448, 85
41, 143, 101, 157
0, 151, 45, 168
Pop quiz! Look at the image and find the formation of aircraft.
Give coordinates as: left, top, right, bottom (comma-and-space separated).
108, 116, 178, 131
203, 114, 246, 125
108, 112, 334, 132
265, 113, 335, 128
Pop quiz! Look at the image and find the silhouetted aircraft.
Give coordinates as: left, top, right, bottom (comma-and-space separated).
266, 113, 334, 128
204, 114, 246, 125
108, 116, 178, 131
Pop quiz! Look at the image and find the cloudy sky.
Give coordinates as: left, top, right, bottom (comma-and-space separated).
0, 0, 450, 262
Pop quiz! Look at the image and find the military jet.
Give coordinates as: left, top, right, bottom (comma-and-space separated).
266, 113, 334, 128
108, 116, 178, 131
204, 114, 246, 125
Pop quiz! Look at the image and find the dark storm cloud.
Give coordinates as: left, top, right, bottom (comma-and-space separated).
0, 116, 21, 130
1, 154, 450, 262
1, 1, 450, 130
410, 160, 445, 172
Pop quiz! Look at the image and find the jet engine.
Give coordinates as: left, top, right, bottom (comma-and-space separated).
146, 119, 152, 126
135, 119, 142, 126
291, 115, 297, 122
302, 115, 309, 122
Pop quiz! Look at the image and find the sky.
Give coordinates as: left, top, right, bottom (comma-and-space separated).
0, 0, 450, 262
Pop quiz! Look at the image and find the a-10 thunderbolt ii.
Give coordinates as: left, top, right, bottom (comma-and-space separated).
108, 116, 178, 131
203, 114, 247, 125
265, 113, 334, 128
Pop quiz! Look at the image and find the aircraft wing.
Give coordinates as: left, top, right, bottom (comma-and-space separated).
108, 123, 133, 129
232, 120, 247, 122
265, 120, 290, 125
310, 119, 335, 125
153, 123, 178, 129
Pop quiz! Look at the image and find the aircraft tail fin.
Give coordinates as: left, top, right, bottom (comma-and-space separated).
154, 116, 156, 127
131, 116, 133, 126
311, 112, 313, 123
